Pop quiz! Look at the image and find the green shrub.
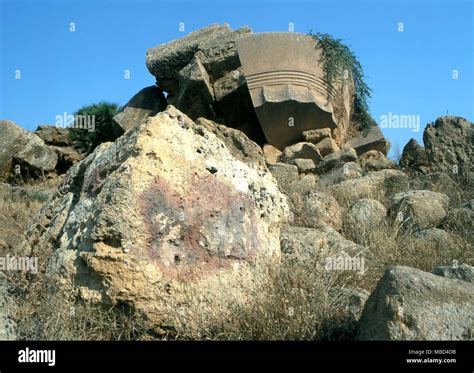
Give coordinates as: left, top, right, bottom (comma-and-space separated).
308, 31, 375, 130
69, 102, 121, 154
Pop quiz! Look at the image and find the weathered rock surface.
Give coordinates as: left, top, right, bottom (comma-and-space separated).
326, 169, 408, 206
0, 276, 16, 341
412, 228, 457, 251
196, 118, 266, 171
441, 199, 474, 244
401, 117, 473, 178
0, 120, 58, 178
390, 190, 449, 230
113, 86, 167, 133
329, 287, 370, 320
280, 225, 365, 264
262, 144, 282, 166
314, 137, 339, 157
302, 128, 332, 144
35, 125, 72, 147
292, 158, 316, 174
357, 266, 474, 340
400, 138, 430, 173
316, 147, 357, 175
146, 24, 255, 129
24, 106, 289, 328
298, 191, 342, 230
343, 198, 387, 231
316, 162, 362, 190
281, 142, 322, 164
357, 150, 395, 171
423, 116, 473, 177
432, 263, 474, 284
345, 126, 389, 155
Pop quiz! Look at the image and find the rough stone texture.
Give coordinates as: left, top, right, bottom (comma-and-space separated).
357, 150, 395, 171
48, 146, 85, 173
280, 225, 365, 265
326, 169, 409, 206
409, 172, 458, 195
432, 263, 474, 284
196, 118, 266, 171
302, 128, 332, 144
35, 125, 72, 147
281, 142, 322, 164
441, 199, 474, 245
329, 287, 370, 320
269, 162, 300, 194
412, 228, 458, 251
423, 116, 473, 178
146, 24, 254, 130
400, 138, 430, 173
357, 266, 474, 340
263, 144, 282, 166
268, 163, 337, 227
343, 198, 387, 231
23, 106, 289, 328
314, 137, 340, 157
0, 275, 16, 340
292, 158, 316, 174
113, 86, 167, 133
0, 120, 58, 178
316, 162, 362, 190
176, 53, 215, 119
316, 147, 357, 175
297, 191, 342, 230
390, 190, 449, 230
345, 126, 389, 156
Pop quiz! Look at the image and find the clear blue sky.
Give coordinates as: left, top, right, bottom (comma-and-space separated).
1, 0, 473, 157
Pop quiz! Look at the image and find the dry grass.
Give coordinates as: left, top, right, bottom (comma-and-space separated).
5, 170, 473, 341
341, 221, 472, 292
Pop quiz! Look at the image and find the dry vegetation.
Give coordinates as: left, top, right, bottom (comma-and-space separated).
3, 171, 473, 341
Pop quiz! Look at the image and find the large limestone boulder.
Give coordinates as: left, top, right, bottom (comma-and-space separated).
0, 120, 58, 178
113, 86, 167, 133
24, 106, 289, 330
423, 116, 473, 177
389, 190, 449, 230
357, 266, 474, 340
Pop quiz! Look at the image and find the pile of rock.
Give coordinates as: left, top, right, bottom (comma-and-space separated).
1, 24, 472, 342
0, 120, 85, 180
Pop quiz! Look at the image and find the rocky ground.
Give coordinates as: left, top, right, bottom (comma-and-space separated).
0, 24, 472, 341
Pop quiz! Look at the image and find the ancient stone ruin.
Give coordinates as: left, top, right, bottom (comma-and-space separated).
114, 24, 388, 154
2, 22, 472, 344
